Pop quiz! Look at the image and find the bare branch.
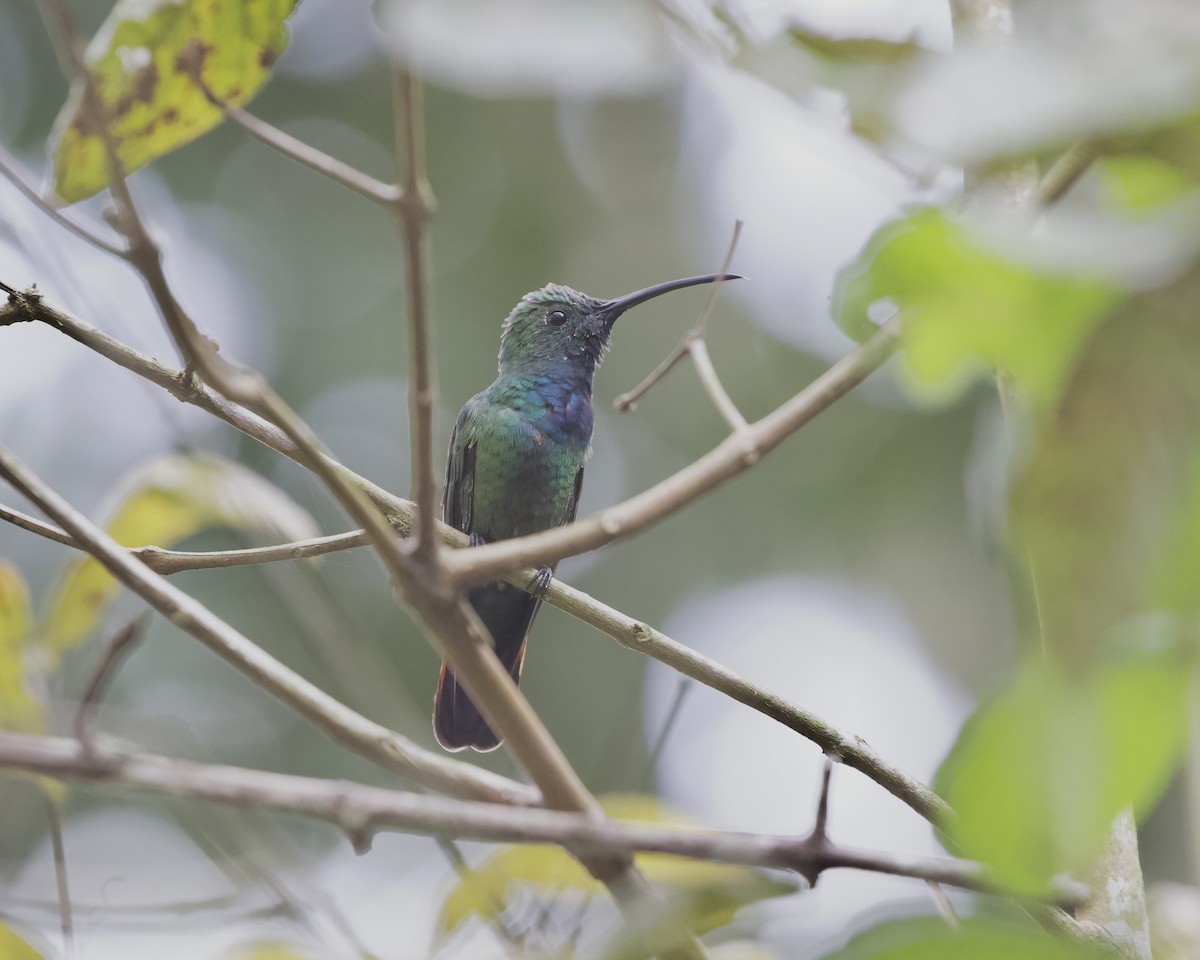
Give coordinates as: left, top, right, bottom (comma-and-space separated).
37, 0, 218, 375
0, 442, 537, 807
0, 144, 127, 258
1, 290, 946, 825
615, 220, 745, 429
42, 791, 75, 959
392, 69, 440, 565
0, 731, 1010, 897
185, 70, 401, 208
1036, 140, 1101, 207
0, 501, 81, 549
447, 315, 903, 586
688, 337, 748, 433
75, 612, 151, 753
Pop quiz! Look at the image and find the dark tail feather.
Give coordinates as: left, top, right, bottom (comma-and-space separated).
433, 585, 538, 752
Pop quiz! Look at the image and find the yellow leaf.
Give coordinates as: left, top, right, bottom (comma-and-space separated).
50, 0, 298, 203
223, 943, 313, 960
0, 921, 49, 959
438, 794, 796, 938
42, 453, 319, 652
0, 562, 44, 733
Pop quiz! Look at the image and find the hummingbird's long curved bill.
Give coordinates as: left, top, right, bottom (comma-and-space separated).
596, 273, 743, 324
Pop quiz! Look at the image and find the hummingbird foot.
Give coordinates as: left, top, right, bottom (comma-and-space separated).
527, 566, 554, 599
468, 532, 488, 548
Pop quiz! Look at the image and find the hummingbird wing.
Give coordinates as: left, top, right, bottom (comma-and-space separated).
564, 464, 585, 525
442, 405, 477, 534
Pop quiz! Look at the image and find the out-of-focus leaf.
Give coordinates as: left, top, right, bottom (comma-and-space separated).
437, 794, 795, 938
223, 943, 313, 960
0, 562, 43, 733
1011, 271, 1200, 663
50, 0, 297, 203
42, 453, 319, 652
833, 209, 1117, 407
381, 0, 669, 98
1101, 155, 1196, 213
895, 2, 1200, 164
818, 914, 1116, 959
935, 653, 1187, 895
0, 923, 48, 960
789, 28, 920, 64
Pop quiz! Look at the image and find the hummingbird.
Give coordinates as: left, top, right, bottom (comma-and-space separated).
435, 272, 740, 751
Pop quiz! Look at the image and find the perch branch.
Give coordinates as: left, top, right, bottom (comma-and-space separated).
0, 731, 1015, 897
1, 289, 944, 825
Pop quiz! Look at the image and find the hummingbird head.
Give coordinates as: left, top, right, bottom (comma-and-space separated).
497, 273, 741, 376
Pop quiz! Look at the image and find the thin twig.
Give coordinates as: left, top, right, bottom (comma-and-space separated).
74, 612, 151, 753
0, 731, 1024, 898
392, 69, 439, 565
37, 0, 216, 374
183, 68, 401, 208
0, 144, 127, 258
0, 502, 81, 548
42, 791, 75, 959
446, 315, 903, 587
1036, 140, 1101, 207
813, 757, 834, 844
614, 220, 745, 427
1, 290, 945, 825
0, 442, 536, 806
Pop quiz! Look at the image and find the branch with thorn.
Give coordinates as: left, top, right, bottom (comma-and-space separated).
0, 730, 1072, 903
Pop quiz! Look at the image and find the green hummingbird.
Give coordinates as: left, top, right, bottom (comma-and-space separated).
435, 272, 740, 751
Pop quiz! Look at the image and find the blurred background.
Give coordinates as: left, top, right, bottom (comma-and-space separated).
1, 0, 1193, 957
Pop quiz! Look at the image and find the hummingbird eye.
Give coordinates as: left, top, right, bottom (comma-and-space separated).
546, 310, 568, 326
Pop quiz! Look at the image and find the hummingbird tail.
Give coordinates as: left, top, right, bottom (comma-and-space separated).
433, 585, 538, 752
433, 639, 527, 752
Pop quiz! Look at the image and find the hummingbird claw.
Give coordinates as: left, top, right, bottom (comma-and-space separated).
527, 566, 554, 599
468, 532, 488, 548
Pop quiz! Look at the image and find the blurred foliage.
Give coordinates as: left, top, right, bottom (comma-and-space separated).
817, 914, 1116, 960
935, 651, 1187, 893
0, 561, 41, 732
438, 794, 795, 941
0, 923, 47, 960
4, 0, 1200, 956
832, 209, 1117, 406
41, 452, 317, 652
52, 0, 297, 202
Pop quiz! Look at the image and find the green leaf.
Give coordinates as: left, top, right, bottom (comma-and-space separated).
833, 209, 1118, 408
935, 653, 1188, 895
437, 794, 796, 938
819, 914, 1116, 960
0, 562, 44, 733
1011, 270, 1200, 663
1101, 155, 1196, 213
41, 453, 319, 653
50, 0, 298, 203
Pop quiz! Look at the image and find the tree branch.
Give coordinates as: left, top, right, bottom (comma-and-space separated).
185, 70, 401, 208
446, 314, 903, 586
0, 731, 1004, 896
75, 612, 150, 754
0, 144, 126, 258
614, 220, 746, 432
1, 289, 945, 825
392, 68, 440, 565
0, 442, 536, 807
